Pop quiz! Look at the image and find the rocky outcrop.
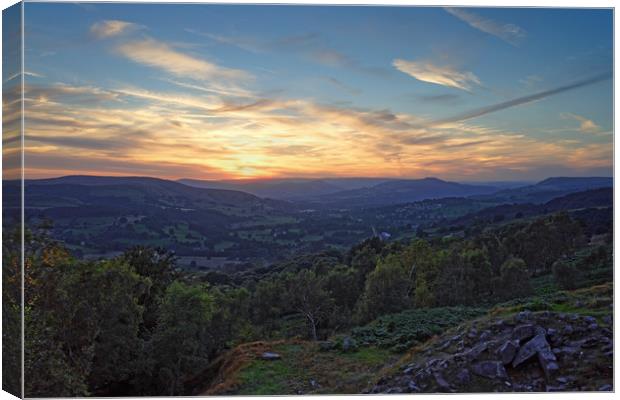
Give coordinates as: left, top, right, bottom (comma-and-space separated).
369, 311, 612, 393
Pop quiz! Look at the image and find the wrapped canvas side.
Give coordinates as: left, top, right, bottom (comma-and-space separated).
2, 2, 24, 398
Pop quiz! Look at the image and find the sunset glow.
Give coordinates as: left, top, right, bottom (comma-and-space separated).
10, 4, 613, 181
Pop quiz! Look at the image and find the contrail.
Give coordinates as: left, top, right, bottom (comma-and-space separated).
427, 72, 612, 127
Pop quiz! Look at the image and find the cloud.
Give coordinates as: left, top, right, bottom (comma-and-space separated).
115, 38, 252, 82
20, 79, 611, 182
393, 59, 480, 91
428, 72, 612, 126
90, 20, 141, 39
562, 113, 601, 133
444, 7, 526, 46
418, 93, 461, 104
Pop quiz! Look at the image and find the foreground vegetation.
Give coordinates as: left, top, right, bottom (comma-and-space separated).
2, 205, 612, 396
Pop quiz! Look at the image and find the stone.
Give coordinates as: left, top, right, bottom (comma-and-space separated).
603, 315, 612, 325
598, 384, 613, 391
318, 341, 335, 351
456, 369, 470, 385
537, 347, 559, 379
406, 380, 421, 393
471, 361, 508, 380
261, 352, 281, 361
497, 339, 519, 365
464, 341, 488, 361
562, 325, 574, 335
479, 330, 492, 342
512, 324, 536, 342
512, 334, 549, 368
433, 372, 451, 392
342, 336, 358, 353
515, 310, 532, 322
584, 315, 596, 324
588, 323, 599, 330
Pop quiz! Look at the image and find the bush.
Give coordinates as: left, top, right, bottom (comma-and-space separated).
552, 259, 581, 290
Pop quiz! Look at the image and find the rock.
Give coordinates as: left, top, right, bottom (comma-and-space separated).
602, 315, 612, 325
471, 361, 508, 380
515, 310, 532, 322
456, 368, 470, 385
309, 379, 320, 388
598, 384, 613, 391
402, 366, 415, 375
537, 346, 559, 379
342, 336, 358, 353
464, 341, 488, 361
547, 328, 558, 338
584, 316, 596, 324
261, 351, 281, 361
512, 324, 536, 342
562, 325, 574, 335
479, 330, 492, 342
433, 372, 451, 392
406, 380, 421, 393
497, 339, 519, 365
512, 334, 549, 368
467, 329, 478, 339
318, 341, 335, 351
588, 323, 599, 330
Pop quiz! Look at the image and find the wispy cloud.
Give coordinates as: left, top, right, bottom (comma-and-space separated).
90, 20, 142, 39
115, 37, 252, 82
444, 7, 526, 46
429, 72, 611, 125
393, 59, 480, 91
562, 113, 601, 133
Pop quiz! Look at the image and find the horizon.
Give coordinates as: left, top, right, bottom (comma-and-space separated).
6, 4, 613, 181
19, 173, 612, 185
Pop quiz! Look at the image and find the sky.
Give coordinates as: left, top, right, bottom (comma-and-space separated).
8, 3, 613, 181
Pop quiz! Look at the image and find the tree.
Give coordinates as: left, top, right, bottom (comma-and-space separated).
285, 270, 334, 341
355, 255, 410, 323
552, 259, 581, 290
149, 282, 216, 395
497, 258, 532, 300
120, 246, 176, 337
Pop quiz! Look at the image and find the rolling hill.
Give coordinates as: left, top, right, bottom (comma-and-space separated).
304, 178, 499, 208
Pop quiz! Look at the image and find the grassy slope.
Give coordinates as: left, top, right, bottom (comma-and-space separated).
199, 278, 612, 395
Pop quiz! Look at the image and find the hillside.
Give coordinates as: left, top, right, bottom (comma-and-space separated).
305, 178, 498, 208
476, 177, 612, 204
192, 283, 613, 395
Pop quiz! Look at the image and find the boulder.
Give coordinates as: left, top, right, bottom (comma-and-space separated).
456, 368, 471, 385
512, 324, 535, 342
433, 372, 451, 392
497, 340, 519, 365
512, 334, 549, 368
261, 352, 281, 361
537, 346, 559, 379
471, 361, 508, 380
463, 341, 488, 361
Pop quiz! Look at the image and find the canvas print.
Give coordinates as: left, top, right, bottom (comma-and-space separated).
2, 2, 614, 397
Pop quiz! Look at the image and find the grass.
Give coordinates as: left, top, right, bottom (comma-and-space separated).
208, 341, 396, 395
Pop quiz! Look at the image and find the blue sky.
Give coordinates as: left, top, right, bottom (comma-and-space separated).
16, 3, 613, 181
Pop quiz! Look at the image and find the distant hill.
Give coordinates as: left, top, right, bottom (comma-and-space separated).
475, 176, 612, 204
178, 177, 389, 199
304, 177, 499, 208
